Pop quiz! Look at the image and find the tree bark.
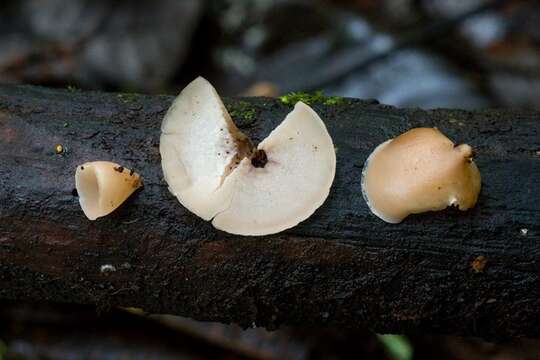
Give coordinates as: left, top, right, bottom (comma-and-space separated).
0, 84, 539, 341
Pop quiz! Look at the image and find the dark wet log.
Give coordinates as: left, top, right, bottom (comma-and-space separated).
0, 84, 539, 341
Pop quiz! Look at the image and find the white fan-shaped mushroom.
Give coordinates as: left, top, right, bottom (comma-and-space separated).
160, 77, 336, 235
75, 161, 142, 220
160, 77, 250, 220
361, 127, 481, 223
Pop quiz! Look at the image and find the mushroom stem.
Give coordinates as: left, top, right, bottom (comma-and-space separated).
250, 149, 268, 168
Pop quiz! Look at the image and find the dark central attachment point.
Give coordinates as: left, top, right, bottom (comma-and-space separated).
251, 149, 268, 168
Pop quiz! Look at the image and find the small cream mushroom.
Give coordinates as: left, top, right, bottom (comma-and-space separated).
75, 161, 142, 220
160, 77, 336, 236
361, 127, 481, 223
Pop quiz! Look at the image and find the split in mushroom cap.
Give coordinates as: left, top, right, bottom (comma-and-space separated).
361, 127, 481, 223
160, 77, 336, 235
75, 161, 142, 220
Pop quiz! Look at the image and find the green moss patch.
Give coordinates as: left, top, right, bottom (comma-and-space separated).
117, 93, 139, 103
279, 91, 347, 106
67, 85, 78, 93
229, 100, 257, 120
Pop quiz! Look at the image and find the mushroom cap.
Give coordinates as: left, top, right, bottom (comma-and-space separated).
160, 77, 250, 220
212, 101, 336, 235
361, 127, 481, 223
160, 77, 336, 235
75, 161, 142, 220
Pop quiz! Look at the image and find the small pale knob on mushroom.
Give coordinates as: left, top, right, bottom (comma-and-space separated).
75, 161, 142, 220
361, 128, 481, 223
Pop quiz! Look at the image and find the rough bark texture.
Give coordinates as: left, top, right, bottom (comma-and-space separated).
0, 84, 539, 341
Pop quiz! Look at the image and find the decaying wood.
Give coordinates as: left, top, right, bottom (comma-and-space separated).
0, 84, 539, 341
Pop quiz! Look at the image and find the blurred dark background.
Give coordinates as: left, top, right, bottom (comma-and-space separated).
1, 0, 540, 359
2, 0, 540, 108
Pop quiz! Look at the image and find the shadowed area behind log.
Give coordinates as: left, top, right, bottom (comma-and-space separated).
0, 84, 539, 341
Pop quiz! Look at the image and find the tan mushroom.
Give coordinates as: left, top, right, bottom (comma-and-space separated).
160, 77, 336, 236
75, 161, 142, 220
361, 127, 481, 223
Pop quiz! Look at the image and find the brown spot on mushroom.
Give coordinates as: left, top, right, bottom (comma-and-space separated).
130, 169, 135, 176
471, 256, 487, 273
114, 166, 124, 173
